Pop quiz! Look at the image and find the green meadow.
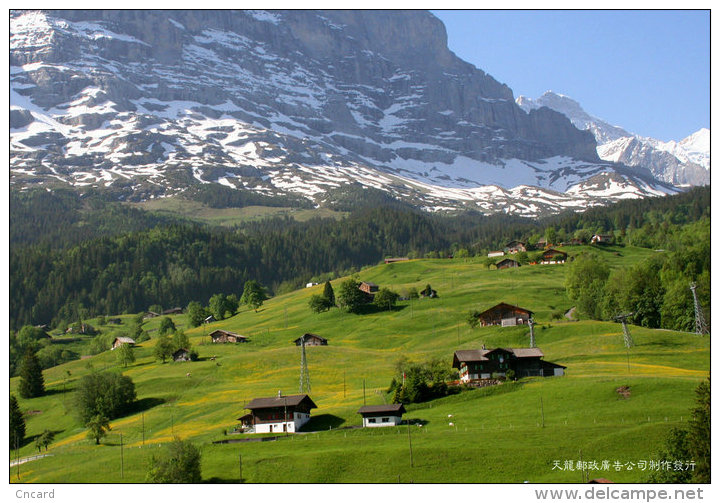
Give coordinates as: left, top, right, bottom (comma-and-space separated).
10, 246, 709, 483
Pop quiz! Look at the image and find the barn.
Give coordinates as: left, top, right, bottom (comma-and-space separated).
238, 393, 317, 434
111, 337, 135, 350
540, 249, 568, 264
496, 258, 520, 270
172, 348, 190, 362
505, 241, 527, 254
209, 329, 249, 343
357, 404, 406, 427
293, 333, 328, 346
452, 347, 565, 380
474, 303, 533, 327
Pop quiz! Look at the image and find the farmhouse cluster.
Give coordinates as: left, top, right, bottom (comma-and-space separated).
486, 237, 611, 268
208, 293, 565, 435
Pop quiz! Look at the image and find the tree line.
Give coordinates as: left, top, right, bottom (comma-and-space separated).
9, 186, 710, 330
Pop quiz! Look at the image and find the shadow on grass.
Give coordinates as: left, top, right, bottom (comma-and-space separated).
300, 414, 346, 432
17, 429, 64, 449
353, 304, 408, 315
129, 397, 166, 414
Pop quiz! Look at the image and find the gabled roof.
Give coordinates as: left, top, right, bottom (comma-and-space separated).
360, 281, 378, 287
209, 329, 246, 339
476, 302, 533, 318
509, 348, 544, 358
357, 404, 406, 415
293, 333, 327, 344
542, 248, 567, 256
114, 337, 135, 344
245, 394, 317, 410
452, 347, 544, 368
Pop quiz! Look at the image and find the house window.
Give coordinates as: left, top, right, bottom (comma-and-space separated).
382, 417, 389, 423
368, 418, 376, 423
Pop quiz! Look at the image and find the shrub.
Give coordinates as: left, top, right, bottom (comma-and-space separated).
75, 371, 136, 424
147, 438, 202, 483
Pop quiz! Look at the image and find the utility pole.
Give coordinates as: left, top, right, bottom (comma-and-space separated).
299, 337, 310, 393
239, 453, 243, 483
120, 432, 124, 479
529, 317, 536, 348
142, 413, 145, 445
614, 313, 634, 373
690, 282, 708, 335
363, 378, 366, 405
407, 422, 414, 468
343, 370, 346, 399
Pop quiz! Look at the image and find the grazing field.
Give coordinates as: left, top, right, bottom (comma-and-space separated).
130, 199, 347, 226
10, 247, 709, 483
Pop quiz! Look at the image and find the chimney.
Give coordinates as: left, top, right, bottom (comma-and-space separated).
277, 390, 282, 398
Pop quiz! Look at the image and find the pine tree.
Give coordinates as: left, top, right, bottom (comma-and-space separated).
322, 281, 335, 306
9, 394, 25, 448
18, 348, 45, 398
687, 377, 710, 483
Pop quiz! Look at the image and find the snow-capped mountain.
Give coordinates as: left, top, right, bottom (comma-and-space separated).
517, 91, 709, 186
10, 10, 678, 216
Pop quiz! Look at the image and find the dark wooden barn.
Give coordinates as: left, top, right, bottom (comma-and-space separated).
475, 302, 533, 327
209, 329, 249, 343
452, 347, 565, 381
293, 333, 328, 346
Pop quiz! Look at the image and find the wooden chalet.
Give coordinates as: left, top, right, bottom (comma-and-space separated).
238, 393, 317, 434
591, 234, 614, 245
293, 333, 328, 346
162, 307, 184, 315
203, 315, 216, 324
359, 281, 379, 294
209, 329, 248, 343
487, 250, 504, 258
173, 348, 191, 362
505, 240, 527, 254
112, 337, 135, 350
384, 257, 409, 264
540, 248, 568, 264
66, 323, 97, 335
143, 311, 160, 320
452, 347, 566, 381
496, 258, 520, 270
357, 404, 406, 427
107, 317, 123, 325
474, 302, 533, 327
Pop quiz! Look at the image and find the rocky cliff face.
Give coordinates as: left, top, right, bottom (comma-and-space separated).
10, 10, 674, 215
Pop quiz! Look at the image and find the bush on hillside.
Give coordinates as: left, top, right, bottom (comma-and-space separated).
74, 371, 136, 424
147, 438, 202, 483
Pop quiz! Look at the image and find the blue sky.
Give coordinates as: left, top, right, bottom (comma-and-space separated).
431, 10, 709, 142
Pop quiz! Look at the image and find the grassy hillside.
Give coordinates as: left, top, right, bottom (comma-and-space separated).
10, 246, 709, 483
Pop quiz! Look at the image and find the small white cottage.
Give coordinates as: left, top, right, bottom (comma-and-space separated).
357, 404, 406, 427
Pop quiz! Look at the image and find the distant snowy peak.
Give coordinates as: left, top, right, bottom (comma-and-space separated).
518, 91, 709, 186
516, 91, 631, 144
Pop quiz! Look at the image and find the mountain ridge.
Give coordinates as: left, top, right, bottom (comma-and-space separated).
516, 91, 709, 186
11, 10, 678, 216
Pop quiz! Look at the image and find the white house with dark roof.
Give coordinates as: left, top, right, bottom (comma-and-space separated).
238, 393, 317, 434
357, 404, 406, 427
